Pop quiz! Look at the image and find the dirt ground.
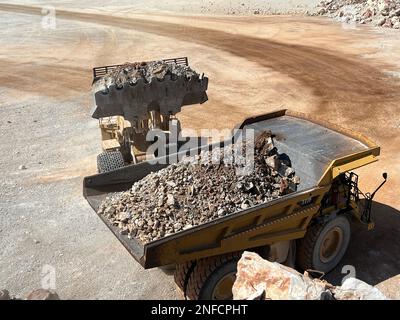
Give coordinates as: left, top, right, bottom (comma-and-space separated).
0, 1, 399, 299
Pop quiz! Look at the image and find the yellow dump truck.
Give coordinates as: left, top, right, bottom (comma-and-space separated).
83, 109, 386, 300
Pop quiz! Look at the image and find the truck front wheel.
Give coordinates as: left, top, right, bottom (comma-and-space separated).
177, 252, 240, 300
296, 215, 351, 273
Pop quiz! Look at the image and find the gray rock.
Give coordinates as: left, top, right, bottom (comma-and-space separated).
93, 61, 199, 93
104, 206, 115, 216
265, 155, 280, 171
119, 212, 130, 223
157, 196, 164, 207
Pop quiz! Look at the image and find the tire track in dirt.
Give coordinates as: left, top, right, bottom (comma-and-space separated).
0, 58, 90, 97
1, 3, 399, 138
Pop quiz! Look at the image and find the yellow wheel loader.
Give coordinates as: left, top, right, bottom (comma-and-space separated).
91, 57, 207, 172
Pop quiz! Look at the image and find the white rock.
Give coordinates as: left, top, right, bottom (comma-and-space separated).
240, 202, 249, 210
391, 16, 400, 24
378, 2, 389, 13
232, 252, 388, 300
166, 194, 175, 206
166, 181, 176, 187
333, 278, 387, 300
377, 17, 386, 26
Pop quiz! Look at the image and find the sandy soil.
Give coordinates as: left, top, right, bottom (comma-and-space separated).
4, 0, 321, 15
0, 2, 399, 299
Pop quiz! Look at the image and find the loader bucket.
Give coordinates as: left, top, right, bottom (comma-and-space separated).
92, 75, 208, 120
91, 57, 208, 120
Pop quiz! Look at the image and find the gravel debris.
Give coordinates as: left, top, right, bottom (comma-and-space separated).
313, 0, 400, 29
92, 60, 199, 93
97, 131, 300, 244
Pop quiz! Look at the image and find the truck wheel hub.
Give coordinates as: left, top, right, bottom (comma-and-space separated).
212, 272, 236, 300
319, 226, 343, 263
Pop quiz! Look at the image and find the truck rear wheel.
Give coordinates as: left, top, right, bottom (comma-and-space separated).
296, 215, 350, 273
181, 252, 240, 300
174, 261, 195, 295
97, 151, 125, 173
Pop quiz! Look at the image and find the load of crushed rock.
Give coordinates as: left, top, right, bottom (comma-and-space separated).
97, 131, 300, 244
92, 60, 199, 93
313, 0, 400, 29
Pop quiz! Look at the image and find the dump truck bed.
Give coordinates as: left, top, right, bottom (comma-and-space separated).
83, 110, 379, 268
246, 115, 369, 190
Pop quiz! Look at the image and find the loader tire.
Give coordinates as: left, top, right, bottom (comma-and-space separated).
185, 252, 241, 300
97, 151, 125, 173
296, 215, 351, 274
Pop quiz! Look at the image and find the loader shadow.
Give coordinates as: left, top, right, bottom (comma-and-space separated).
326, 201, 400, 286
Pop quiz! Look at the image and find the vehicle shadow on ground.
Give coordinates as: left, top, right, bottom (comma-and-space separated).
326, 201, 400, 286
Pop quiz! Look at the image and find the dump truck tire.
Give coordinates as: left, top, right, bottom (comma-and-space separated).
185, 252, 241, 300
174, 261, 196, 296
296, 215, 351, 273
97, 151, 125, 173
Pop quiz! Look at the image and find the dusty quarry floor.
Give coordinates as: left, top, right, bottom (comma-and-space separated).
0, 2, 400, 299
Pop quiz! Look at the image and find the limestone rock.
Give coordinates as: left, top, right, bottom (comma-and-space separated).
232, 251, 388, 300
313, 0, 400, 29
232, 251, 329, 300
333, 278, 387, 300
375, 275, 400, 299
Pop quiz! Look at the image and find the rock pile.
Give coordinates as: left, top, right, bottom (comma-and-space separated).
93, 60, 199, 93
98, 131, 300, 244
314, 0, 400, 29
